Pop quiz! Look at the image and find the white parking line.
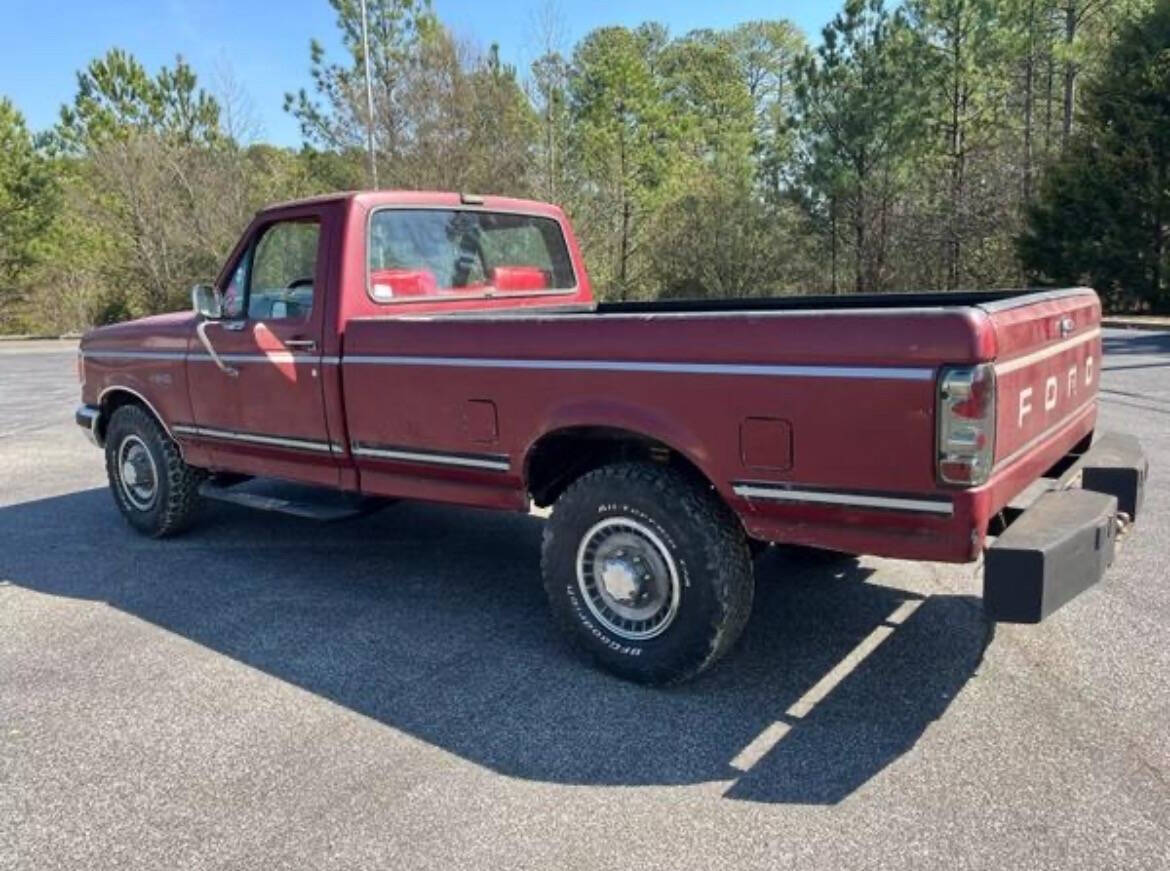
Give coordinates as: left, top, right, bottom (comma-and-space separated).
729, 597, 925, 772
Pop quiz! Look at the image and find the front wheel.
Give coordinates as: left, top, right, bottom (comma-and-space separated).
104, 404, 204, 537
541, 462, 754, 685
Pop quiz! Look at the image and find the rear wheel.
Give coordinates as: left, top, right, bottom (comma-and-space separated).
105, 405, 204, 537
541, 462, 754, 685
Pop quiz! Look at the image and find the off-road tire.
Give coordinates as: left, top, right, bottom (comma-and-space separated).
104, 404, 204, 537
541, 462, 754, 685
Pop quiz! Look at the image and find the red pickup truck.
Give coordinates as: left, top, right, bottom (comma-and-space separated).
76, 191, 1147, 684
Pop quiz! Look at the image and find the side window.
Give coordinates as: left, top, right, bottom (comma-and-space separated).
240, 220, 320, 322
222, 258, 248, 319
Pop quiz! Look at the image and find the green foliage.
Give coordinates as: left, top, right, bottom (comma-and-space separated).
462, 44, 540, 192
5, 49, 348, 333
660, 31, 755, 183
0, 99, 58, 314
906, 0, 1016, 288
792, 0, 924, 292
567, 24, 781, 299
651, 180, 815, 298
726, 20, 807, 199
56, 49, 220, 151
285, 0, 433, 153
2, 0, 1165, 332
1019, 0, 1170, 312
568, 26, 679, 297
530, 48, 572, 201
284, 0, 536, 193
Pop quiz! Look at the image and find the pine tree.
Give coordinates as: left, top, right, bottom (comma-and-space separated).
791, 0, 923, 292
1019, 0, 1170, 312
568, 26, 678, 298
907, 0, 1013, 289
0, 100, 58, 326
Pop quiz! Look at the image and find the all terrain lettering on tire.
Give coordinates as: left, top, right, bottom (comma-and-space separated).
594, 502, 690, 587
565, 583, 643, 656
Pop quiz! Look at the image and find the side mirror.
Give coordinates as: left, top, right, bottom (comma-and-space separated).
191, 284, 223, 319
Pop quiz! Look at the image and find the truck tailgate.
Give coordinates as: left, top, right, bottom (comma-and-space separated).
984, 288, 1102, 473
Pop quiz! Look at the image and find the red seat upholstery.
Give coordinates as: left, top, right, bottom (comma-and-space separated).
369, 268, 438, 300
491, 266, 549, 292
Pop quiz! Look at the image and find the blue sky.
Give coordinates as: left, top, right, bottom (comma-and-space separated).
0, 0, 835, 146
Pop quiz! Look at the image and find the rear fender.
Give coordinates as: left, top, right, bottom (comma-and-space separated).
526, 398, 716, 486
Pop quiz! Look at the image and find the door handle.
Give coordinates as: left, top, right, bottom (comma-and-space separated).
285, 339, 317, 351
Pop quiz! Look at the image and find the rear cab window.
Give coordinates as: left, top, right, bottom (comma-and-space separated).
367, 209, 576, 304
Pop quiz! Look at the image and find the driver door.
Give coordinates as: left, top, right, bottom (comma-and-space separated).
187, 211, 339, 486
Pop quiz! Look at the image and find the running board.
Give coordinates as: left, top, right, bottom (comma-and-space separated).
199, 478, 385, 522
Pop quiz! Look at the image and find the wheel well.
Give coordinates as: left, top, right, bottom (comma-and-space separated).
526, 426, 714, 507
97, 389, 169, 444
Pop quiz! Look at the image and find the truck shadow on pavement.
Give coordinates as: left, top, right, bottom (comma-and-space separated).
0, 487, 992, 805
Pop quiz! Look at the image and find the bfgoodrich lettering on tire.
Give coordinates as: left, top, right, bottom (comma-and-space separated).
541, 462, 754, 685
104, 404, 204, 538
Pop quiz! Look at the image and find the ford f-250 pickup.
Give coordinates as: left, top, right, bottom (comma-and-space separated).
75, 190, 1148, 684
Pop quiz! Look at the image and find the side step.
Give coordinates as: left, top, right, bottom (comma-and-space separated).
199, 478, 386, 522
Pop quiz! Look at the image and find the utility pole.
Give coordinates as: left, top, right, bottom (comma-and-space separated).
360, 0, 378, 188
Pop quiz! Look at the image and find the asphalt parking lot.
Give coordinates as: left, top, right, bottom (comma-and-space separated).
1, 330, 1168, 870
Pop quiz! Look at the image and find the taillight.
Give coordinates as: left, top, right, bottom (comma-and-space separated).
76, 349, 85, 386
937, 363, 996, 486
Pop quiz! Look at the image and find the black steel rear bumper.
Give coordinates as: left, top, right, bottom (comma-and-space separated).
984, 432, 1148, 623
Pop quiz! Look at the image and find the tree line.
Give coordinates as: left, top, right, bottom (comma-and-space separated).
1, 0, 1168, 333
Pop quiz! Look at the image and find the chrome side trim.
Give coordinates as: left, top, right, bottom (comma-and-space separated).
190, 353, 321, 364
350, 442, 511, 472
172, 423, 338, 454
83, 350, 323, 365
341, 355, 935, 381
87, 349, 935, 381
732, 483, 955, 516
994, 327, 1101, 376
84, 350, 186, 361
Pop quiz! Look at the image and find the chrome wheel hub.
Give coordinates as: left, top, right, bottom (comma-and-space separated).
116, 435, 158, 511
600, 559, 641, 606
576, 517, 681, 640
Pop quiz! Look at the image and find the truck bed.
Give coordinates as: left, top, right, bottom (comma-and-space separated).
341, 287, 1101, 562
596, 287, 1069, 315
426, 287, 1085, 321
